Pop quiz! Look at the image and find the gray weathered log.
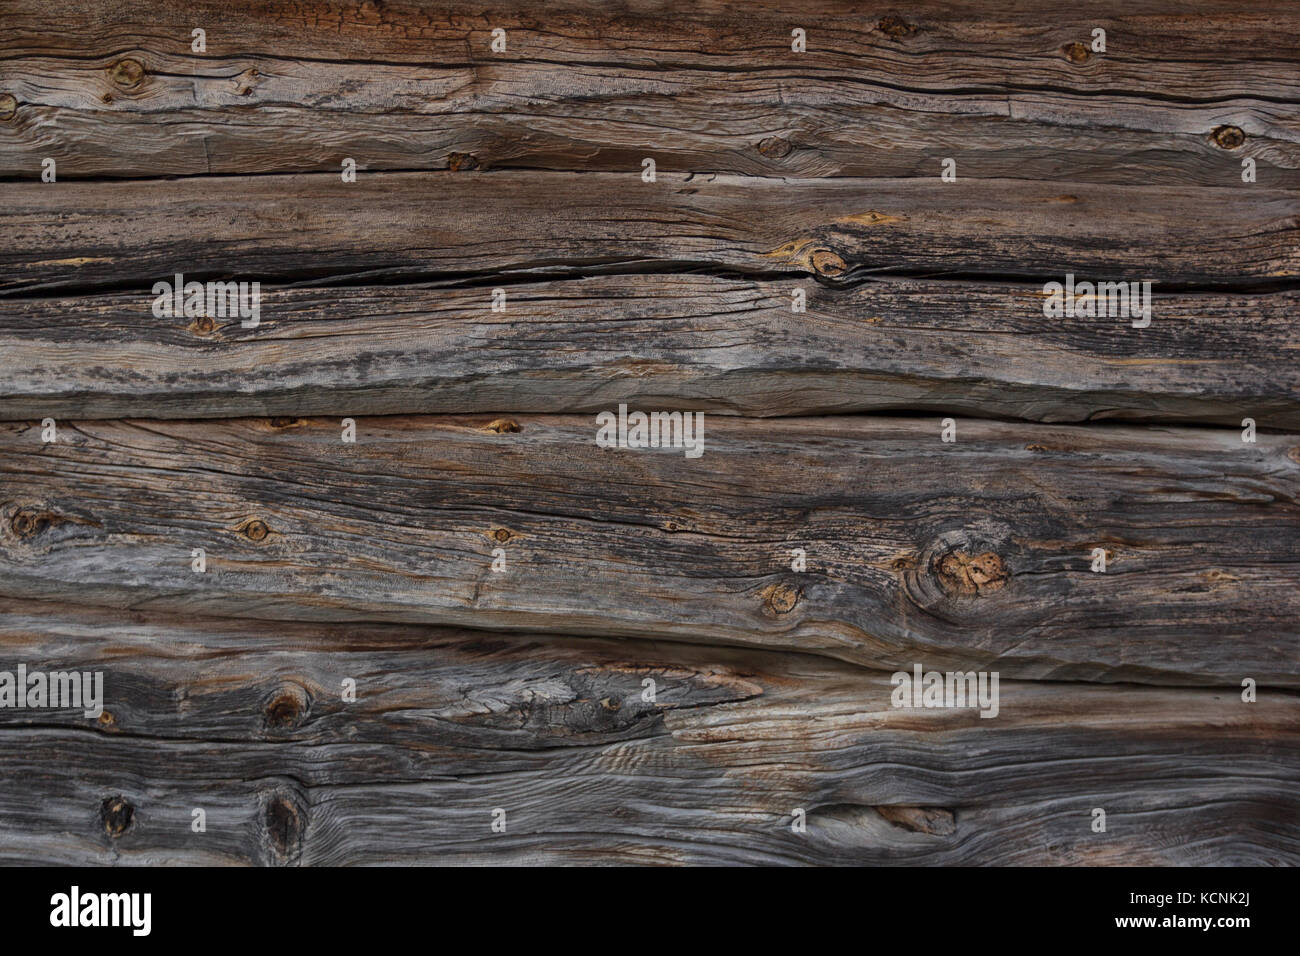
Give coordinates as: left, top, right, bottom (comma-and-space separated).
2, 276, 1298, 425
1, 415, 1296, 686
2, 54, 1293, 185
2, 172, 1294, 295
0, 600, 1294, 865
4, 0, 1296, 99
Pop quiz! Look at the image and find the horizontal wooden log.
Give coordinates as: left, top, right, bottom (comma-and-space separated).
2, 172, 1294, 295
5, 0, 1296, 100
3, 55, 1293, 185
2, 276, 1298, 426
0, 600, 1294, 865
1, 415, 1296, 685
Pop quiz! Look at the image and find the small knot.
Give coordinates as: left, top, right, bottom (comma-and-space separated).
889, 554, 918, 572
100, 795, 135, 838
1062, 42, 1090, 64
264, 793, 305, 861
599, 696, 621, 711
237, 517, 271, 542
269, 417, 304, 429
97, 711, 117, 730
936, 550, 1009, 597
1203, 569, 1239, 586
264, 683, 310, 730
233, 68, 260, 97
1212, 125, 1245, 149
190, 315, 217, 335
490, 527, 512, 543
761, 582, 800, 616
757, 136, 792, 159
108, 58, 146, 89
485, 419, 520, 433
449, 152, 480, 171
876, 805, 956, 835
10, 509, 50, 538
0, 93, 16, 121
1025, 443, 1048, 453
811, 248, 847, 277
1287, 446, 1300, 465
877, 16, 917, 39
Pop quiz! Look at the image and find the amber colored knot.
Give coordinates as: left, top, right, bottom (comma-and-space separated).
757, 136, 793, 159
449, 152, 480, 171
0, 94, 16, 121
811, 249, 847, 277
485, 419, 521, 433
265, 685, 308, 729
1212, 125, 1245, 149
239, 518, 270, 542
101, 796, 134, 837
10, 509, 52, 538
936, 550, 1010, 597
269, 417, 302, 428
876, 805, 956, 835
761, 582, 801, 615
108, 58, 146, 89
1062, 42, 1090, 63
491, 527, 512, 543
878, 16, 917, 39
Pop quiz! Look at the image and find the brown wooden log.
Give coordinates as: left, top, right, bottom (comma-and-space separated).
2, 171, 1294, 296
4, 1, 1296, 100
1, 415, 1296, 686
2, 52, 1293, 185
0, 600, 1293, 865
2, 276, 1297, 425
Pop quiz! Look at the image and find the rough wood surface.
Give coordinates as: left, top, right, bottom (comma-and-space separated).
1, 2, 1295, 184
2, 415, 1296, 686
2, 276, 1297, 425
5, 173, 1294, 296
0, 600, 1294, 865
0, 0, 1296, 868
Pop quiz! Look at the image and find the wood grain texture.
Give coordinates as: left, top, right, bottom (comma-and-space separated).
3, 55, 1293, 186
2, 171, 1295, 296
2, 415, 1296, 686
2, 276, 1297, 425
0, 600, 1294, 865
1, 0, 1297, 868
1, 1, 1295, 183
9, 0, 1296, 93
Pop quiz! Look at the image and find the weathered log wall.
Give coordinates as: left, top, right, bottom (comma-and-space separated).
2, 415, 1297, 685
2, 278, 1297, 423
1, 600, 1295, 866
0, 0, 1296, 865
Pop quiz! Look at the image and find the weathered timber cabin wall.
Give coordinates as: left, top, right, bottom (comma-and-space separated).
0, 0, 1296, 866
